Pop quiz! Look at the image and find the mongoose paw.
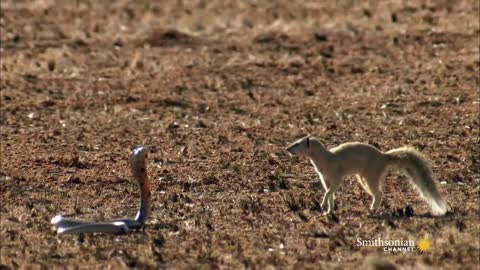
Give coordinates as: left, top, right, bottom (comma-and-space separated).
324, 212, 339, 223
321, 202, 328, 210
322, 210, 334, 216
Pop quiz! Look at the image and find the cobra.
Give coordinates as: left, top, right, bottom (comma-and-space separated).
51, 147, 151, 235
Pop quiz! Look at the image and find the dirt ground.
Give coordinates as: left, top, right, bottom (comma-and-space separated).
1, 0, 479, 269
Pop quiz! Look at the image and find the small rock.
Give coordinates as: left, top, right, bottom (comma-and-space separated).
404, 205, 414, 217
312, 231, 329, 238
314, 32, 328, 42
383, 219, 396, 228
455, 220, 466, 232
362, 8, 372, 18
391, 13, 398, 23
47, 60, 55, 71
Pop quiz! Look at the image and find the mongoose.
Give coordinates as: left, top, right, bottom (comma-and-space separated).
286, 136, 448, 215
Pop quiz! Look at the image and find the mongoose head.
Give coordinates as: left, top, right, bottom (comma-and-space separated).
286, 136, 324, 157
287, 136, 311, 156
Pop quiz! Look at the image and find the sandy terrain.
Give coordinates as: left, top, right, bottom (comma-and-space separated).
1, 0, 479, 269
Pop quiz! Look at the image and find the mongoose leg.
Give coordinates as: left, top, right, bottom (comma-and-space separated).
364, 168, 384, 210
322, 177, 342, 213
356, 175, 372, 195
319, 174, 335, 211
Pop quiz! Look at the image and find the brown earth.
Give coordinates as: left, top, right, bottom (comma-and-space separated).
1, 1, 479, 269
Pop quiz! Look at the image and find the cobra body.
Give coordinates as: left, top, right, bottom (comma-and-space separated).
51, 147, 151, 235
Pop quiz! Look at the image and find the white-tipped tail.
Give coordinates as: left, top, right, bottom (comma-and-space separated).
386, 146, 448, 216
431, 197, 448, 216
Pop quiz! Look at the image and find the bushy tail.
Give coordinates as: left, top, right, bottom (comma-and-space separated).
386, 146, 448, 216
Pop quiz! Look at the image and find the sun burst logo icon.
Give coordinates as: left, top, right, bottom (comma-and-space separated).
417, 239, 431, 252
